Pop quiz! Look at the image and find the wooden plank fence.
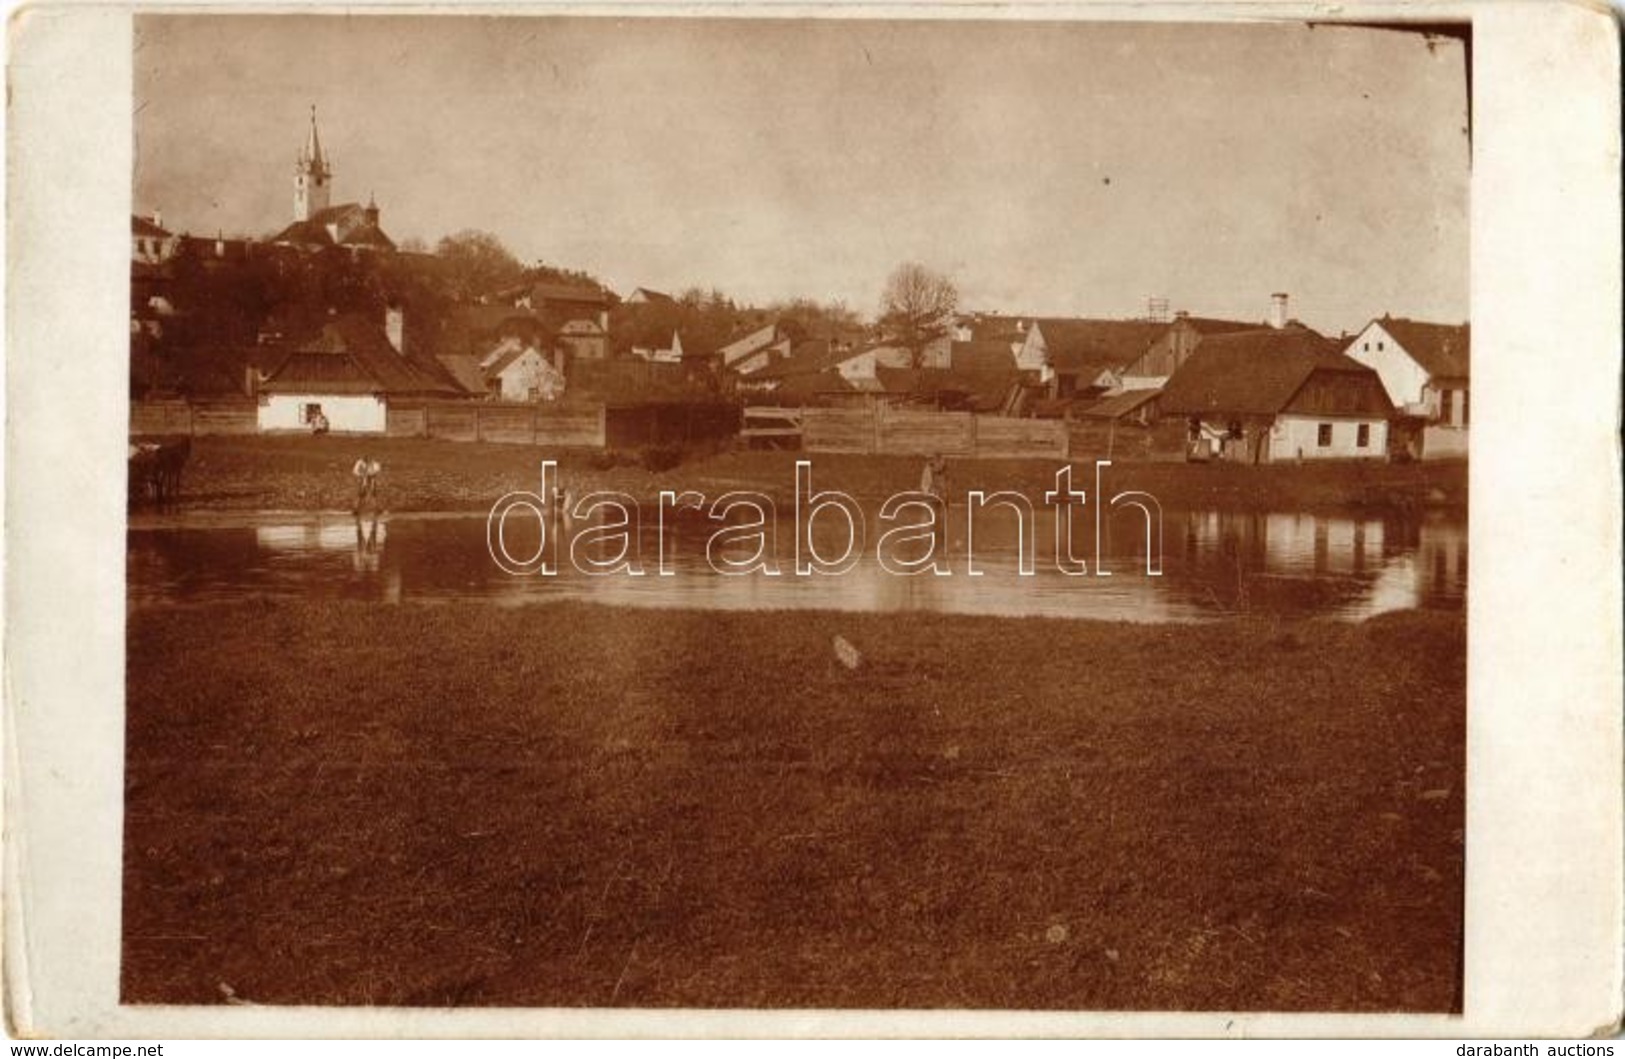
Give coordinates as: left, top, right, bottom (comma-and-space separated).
388, 401, 607, 448
796, 405, 1069, 459
130, 400, 256, 436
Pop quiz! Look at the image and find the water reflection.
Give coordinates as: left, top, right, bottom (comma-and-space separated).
128, 504, 1465, 623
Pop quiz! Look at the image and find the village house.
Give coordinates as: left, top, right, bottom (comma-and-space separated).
255, 308, 463, 432
481, 337, 567, 402
718, 323, 796, 376
1117, 312, 1266, 390
1018, 318, 1167, 399
1157, 328, 1393, 463
481, 281, 613, 362
1342, 316, 1470, 459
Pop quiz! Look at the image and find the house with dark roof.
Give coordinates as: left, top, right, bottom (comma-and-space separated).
949, 339, 1020, 373
1158, 328, 1393, 463
1118, 313, 1270, 390
1343, 316, 1471, 431
1018, 318, 1168, 398
256, 309, 463, 432
483, 281, 612, 361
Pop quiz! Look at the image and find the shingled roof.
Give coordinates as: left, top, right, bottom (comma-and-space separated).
1159, 329, 1380, 416
1033, 318, 1167, 377
950, 340, 1018, 372
1377, 318, 1471, 381
260, 315, 462, 397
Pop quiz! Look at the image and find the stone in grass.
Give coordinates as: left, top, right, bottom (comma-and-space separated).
833, 635, 863, 670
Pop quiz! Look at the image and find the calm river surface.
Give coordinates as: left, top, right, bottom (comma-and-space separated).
127, 503, 1465, 623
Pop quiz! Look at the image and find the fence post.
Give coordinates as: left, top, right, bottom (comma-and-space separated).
597, 403, 608, 448
968, 413, 980, 459
871, 402, 883, 454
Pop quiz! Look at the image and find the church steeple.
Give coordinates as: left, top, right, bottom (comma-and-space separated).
293, 105, 332, 222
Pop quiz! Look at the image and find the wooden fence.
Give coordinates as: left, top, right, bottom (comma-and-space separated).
386, 401, 607, 448
799, 406, 1069, 460
130, 399, 257, 436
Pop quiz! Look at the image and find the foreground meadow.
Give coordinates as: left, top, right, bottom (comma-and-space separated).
123, 602, 1464, 1011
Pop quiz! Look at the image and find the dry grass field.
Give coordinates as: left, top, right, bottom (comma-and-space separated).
123, 601, 1464, 1011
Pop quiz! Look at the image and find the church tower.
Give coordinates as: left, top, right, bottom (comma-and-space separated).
293, 105, 332, 222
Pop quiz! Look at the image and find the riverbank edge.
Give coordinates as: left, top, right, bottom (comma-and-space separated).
155, 436, 1468, 519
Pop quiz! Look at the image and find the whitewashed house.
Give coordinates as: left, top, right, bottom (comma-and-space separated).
256, 310, 462, 433
1343, 316, 1470, 458
1159, 328, 1393, 463
483, 338, 566, 401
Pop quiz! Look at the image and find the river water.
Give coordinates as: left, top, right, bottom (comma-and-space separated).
127, 503, 1465, 623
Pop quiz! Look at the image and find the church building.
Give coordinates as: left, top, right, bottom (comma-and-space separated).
268, 107, 396, 251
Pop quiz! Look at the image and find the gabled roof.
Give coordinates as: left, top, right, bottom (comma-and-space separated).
260, 315, 462, 397
1374, 317, 1471, 380
1172, 315, 1263, 336
491, 281, 611, 307
485, 343, 548, 378
628, 287, 676, 305
746, 339, 844, 382
1159, 329, 1375, 416
1033, 318, 1167, 377
950, 340, 1018, 372
961, 313, 1028, 343
1077, 388, 1162, 420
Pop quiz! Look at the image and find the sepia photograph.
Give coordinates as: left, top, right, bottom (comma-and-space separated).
114, 13, 1479, 1014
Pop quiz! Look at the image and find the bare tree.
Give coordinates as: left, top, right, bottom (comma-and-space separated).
879, 262, 958, 369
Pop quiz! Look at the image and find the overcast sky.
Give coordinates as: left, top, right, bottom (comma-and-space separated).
133, 15, 1469, 334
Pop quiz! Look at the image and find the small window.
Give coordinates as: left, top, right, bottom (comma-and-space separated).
1317, 423, 1333, 447
1363, 341, 1370, 352
1357, 424, 1370, 448
303, 403, 324, 424
1377, 341, 1385, 351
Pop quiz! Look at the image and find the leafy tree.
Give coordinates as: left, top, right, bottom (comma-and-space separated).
879, 261, 957, 368
435, 229, 525, 299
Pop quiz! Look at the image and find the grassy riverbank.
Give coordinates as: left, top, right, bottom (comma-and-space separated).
124, 601, 1464, 1010
163, 434, 1467, 515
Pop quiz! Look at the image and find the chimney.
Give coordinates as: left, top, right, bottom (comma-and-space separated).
1269, 292, 1290, 329
215, 230, 226, 258
364, 192, 379, 229
385, 304, 405, 353
151, 209, 162, 230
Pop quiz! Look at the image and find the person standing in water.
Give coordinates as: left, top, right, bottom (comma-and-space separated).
352, 452, 382, 514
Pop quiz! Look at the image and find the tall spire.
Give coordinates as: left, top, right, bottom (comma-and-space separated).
302, 104, 330, 179
293, 104, 332, 222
